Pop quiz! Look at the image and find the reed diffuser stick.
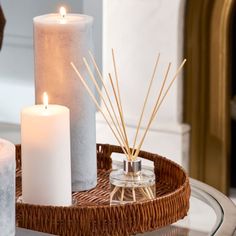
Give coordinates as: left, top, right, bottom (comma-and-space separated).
83, 58, 129, 153
111, 49, 130, 152
88, 51, 127, 150
131, 54, 160, 157
108, 73, 131, 159
70, 62, 129, 158
88, 51, 103, 82
152, 59, 187, 117
133, 59, 186, 159
133, 62, 171, 159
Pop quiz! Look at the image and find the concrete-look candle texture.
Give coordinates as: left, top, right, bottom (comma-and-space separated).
33, 8, 97, 192
21, 93, 72, 206
0, 138, 15, 236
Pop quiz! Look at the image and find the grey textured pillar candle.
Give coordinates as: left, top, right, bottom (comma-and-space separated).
0, 139, 15, 236
33, 12, 97, 191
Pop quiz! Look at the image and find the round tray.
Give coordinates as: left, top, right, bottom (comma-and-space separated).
15, 144, 190, 236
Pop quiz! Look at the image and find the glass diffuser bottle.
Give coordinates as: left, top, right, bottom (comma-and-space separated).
110, 158, 156, 205
71, 51, 186, 205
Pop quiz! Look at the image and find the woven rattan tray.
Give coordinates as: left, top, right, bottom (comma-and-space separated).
15, 144, 190, 236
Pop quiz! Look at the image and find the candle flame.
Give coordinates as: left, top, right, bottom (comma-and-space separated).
60, 6, 67, 18
43, 92, 48, 109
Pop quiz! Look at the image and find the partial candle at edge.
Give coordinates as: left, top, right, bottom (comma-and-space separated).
0, 138, 15, 236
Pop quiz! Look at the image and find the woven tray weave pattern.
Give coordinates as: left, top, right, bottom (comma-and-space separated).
15, 144, 190, 236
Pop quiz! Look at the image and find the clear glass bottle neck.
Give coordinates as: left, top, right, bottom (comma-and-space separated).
123, 158, 142, 176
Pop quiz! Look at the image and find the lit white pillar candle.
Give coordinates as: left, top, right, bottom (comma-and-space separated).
34, 7, 97, 192
21, 93, 71, 206
0, 139, 15, 236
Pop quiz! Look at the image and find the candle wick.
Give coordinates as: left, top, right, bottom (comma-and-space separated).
60, 7, 66, 19
43, 92, 49, 109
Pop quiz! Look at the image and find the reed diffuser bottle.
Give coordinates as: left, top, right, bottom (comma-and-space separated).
71, 49, 186, 205
110, 158, 156, 205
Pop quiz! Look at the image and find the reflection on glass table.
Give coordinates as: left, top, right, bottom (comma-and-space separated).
138, 183, 217, 235
138, 179, 236, 236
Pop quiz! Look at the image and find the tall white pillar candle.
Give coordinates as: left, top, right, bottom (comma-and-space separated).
0, 138, 15, 236
21, 93, 71, 206
34, 7, 97, 192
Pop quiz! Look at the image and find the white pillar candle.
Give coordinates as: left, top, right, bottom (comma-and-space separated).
0, 138, 15, 236
34, 7, 97, 192
21, 93, 71, 206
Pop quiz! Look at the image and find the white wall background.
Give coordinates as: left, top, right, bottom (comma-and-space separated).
103, 0, 185, 125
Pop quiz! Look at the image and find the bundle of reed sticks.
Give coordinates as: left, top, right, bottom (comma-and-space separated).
71, 50, 186, 162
